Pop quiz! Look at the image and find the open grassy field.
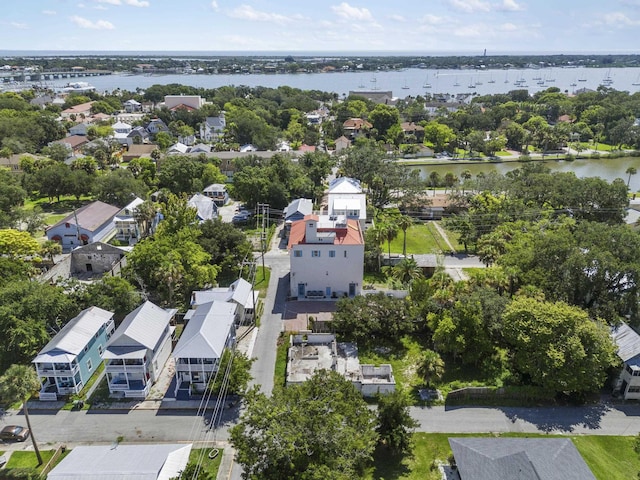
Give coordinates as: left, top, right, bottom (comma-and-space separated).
367, 433, 640, 480
387, 223, 444, 255
6, 450, 56, 470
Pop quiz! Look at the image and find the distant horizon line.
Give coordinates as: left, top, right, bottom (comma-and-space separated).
1, 49, 639, 57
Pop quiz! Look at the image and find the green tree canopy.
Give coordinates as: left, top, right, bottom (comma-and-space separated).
230, 370, 377, 479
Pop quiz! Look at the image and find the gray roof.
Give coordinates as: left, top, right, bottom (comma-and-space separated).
173, 301, 235, 360
188, 193, 217, 221
46, 443, 192, 480
449, 437, 596, 480
328, 176, 362, 194
611, 322, 640, 367
192, 278, 255, 310
33, 307, 113, 364
205, 115, 225, 128
203, 183, 227, 193
50, 201, 120, 233
104, 301, 175, 358
284, 198, 313, 221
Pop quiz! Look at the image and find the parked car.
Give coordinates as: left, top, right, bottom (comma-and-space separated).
232, 213, 249, 224
0, 425, 29, 442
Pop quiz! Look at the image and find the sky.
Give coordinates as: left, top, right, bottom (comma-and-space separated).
1, 0, 640, 54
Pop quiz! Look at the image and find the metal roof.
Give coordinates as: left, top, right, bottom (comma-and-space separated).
192, 278, 255, 309
33, 307, 114, 363
611, 322, 640, 366
188, 193, 217, 221
106, 301, 174, 353
172, 301, 235, 360
449, 438, 596, 480
46, 443, 192, 480
328, 176, 362, 194
49, 201, 120, 233
284, 198, 313, 220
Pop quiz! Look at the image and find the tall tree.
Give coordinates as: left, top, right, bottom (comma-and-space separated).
0, 365, 43, 465
376, 390, 419, 457
230, 370, 377, 479
396, 215, 414, 258
502, 297, 616, 394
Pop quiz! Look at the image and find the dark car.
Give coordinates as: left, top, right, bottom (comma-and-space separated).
232, 213, 250, 224
0, 425, 29, 442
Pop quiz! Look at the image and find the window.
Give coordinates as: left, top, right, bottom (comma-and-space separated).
344, 250, 348, 258
86, 359, 93, 371
98, 345, 103, 356
628, 386, 640, 393
312, 250, 321, 257
294, 250, 302, 258
329, 250, 336, 258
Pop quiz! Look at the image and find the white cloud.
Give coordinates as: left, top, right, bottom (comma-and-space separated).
96, 0, 121, 4
499, 22, 518, 31
124, 0, 149, 7
499, 0, 524, 11
42, 10, 57, 15
211, 1, 219, 11
449, 0, 490, 13
10, 22, 28, 29
602, 11, 640, 25
330, 3, 374, 21
419, 14, 445, 25
94, 4, 107, 9
388, 14, 406, 22
70, 15, 115, 29
228, 5, 302, 24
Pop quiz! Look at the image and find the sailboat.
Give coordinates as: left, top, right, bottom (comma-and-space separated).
453, 76, 460, 87
633, 74, 640, 86
467, 78, 476, 89
570, 78, 577, 87
487, 74, 496, 84
423, 75, 432, 89
402, 79, 410, 90
602, 69, 613, 86
370, 75, 378, 90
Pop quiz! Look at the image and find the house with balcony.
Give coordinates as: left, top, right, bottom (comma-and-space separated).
202, 183, 229, 206
611, 322, 640, 400
342, 118, 372, 139
46, 201, 120, 252
33, 307, 115, 401
327, 177, 367, 229
199, 114, 226, 142
114, 197, 144, 244
102, 301, 176, 399
288, 214, 364, 299
191, 278, 256, 324
173, 301, 236, 399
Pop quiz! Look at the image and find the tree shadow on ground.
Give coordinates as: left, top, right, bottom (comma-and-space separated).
370, 446, 412, 480
496, 403, 612, 433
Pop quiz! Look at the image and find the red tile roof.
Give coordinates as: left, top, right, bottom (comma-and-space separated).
288, 216, 364, 249
343, 118, 372, 129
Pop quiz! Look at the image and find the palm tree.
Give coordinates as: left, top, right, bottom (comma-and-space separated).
626, 167, 637, 189
0, 365, 43, 465
381, 219, 399, 260
428, 171, 441, 193
460, 169, 472, 194
418, 349, 445, 387
391, 257, 423, 286
396, 215, 414, 258
366, 224, 386, 272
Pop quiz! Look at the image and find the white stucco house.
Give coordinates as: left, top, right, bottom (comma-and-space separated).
102, 301, 176, 399
326, 177, 367, 229
46, 201, 120, 252
173, 301, 236, 398
114, 197, 144, 244
288, 214, 365, 299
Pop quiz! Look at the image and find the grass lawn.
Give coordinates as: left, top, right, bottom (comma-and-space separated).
273, 333, 290, 390
436, 223, 463, 253
254, 266, 270, 298
6, 450, 56, 471
185, 448, 223, 478
367, 433, 640, 480
387, 223, 443, 255
494, 150, 512, 157
359, 336, 426, 398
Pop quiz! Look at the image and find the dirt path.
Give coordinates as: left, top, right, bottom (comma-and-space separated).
431, 221, 455, 253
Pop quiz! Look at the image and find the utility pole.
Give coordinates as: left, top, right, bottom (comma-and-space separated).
256, 203, 269, 279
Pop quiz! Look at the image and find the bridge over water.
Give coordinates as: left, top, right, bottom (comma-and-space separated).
0, 69, 113, 83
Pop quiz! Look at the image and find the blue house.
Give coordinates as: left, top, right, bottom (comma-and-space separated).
46, 201, 121, 253
33, 306, 115, 401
